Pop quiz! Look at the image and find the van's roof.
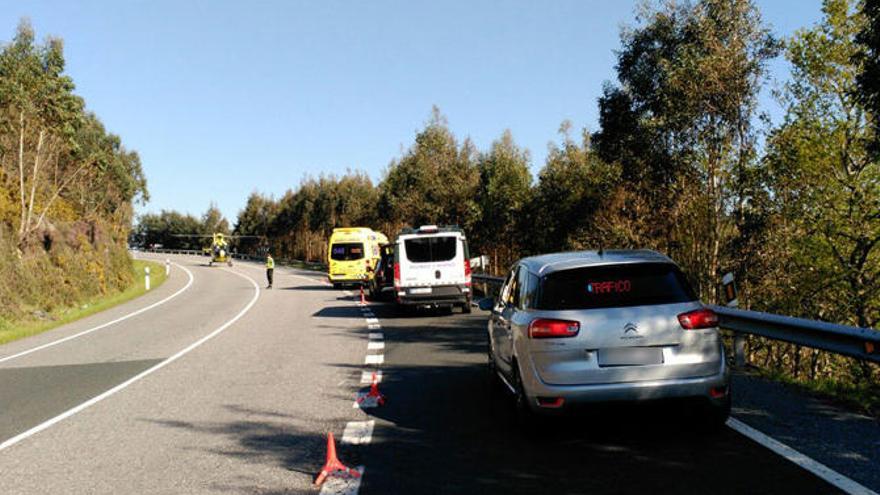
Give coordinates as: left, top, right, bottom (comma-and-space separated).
520, 249, 674, 275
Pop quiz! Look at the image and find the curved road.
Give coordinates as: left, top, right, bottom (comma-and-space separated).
0, 253, 875, 494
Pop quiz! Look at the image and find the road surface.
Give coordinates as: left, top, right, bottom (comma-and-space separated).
0, 253, 876, 494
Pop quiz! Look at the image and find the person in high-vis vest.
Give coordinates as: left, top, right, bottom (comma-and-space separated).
266, 253, 274, 289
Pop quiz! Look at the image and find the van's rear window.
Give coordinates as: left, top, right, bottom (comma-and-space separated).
405, 236, 456, 263
536, 263, 696, 310
331, 243, 365, 261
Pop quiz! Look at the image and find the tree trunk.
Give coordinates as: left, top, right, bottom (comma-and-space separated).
17, 112, 26, 237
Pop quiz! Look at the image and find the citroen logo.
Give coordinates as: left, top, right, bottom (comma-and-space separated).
624, 322, 639, 334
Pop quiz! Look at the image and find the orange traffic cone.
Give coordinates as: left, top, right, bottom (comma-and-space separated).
359, 284, 366, 305
314, 432, 360, 487
357, 372, 386, 406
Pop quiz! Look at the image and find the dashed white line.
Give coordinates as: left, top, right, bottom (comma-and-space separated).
318, 466, 364, 495
0, 262, 195, 365
364, 354, 384, 365
360, 371, 382, 384
365, 318, 379, 325
341, 420, 375, 445
727, 418, 877, 495
0, 267, 260, 452
367, 323, 381, 330
368, 332, 383, 340
367, 342, 384, 351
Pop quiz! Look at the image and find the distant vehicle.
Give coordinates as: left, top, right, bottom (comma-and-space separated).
328, 227, 389, 288
393, 225, 472, 313
482, 250, 730, 428
368, 243, 395, 300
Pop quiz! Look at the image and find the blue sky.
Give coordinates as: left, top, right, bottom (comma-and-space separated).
2, 1, 823, 223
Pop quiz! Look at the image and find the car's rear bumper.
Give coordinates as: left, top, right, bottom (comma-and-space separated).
523, 359, 729, 413
396, 285, 471, 306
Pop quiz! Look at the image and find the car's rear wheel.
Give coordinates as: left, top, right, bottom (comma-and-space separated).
512, 362, 538, 429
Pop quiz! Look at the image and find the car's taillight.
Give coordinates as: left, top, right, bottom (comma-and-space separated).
393, 262, 400, 288
678, 308, 719, 330
463, 258, 471, 287
529, 319, 579, 339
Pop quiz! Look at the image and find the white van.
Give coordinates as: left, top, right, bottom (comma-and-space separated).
393, 225, 472, 313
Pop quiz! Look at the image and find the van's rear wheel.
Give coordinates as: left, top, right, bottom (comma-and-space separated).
461, 298, 472, 314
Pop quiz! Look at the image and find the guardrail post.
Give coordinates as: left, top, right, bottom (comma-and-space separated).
734, 332, 746, 367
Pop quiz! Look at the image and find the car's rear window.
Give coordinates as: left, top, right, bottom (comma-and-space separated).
536, 262, 696, 310
404, 236, 457, 263
331, 243, 364, 261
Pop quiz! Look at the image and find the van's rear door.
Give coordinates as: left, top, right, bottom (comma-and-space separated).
399, 234, 464, 287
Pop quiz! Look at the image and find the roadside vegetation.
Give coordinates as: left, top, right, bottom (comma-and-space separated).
0, 20, 147, 334
0, 259, 166, 346
135, 1, 878, 408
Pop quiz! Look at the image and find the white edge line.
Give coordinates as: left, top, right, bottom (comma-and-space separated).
341, 420, 375, 445
0, 267, 260, 452
318, 466, 364, 495
360, 371, 382, 383
0, 262, 195, 365
727, 418, 877, 495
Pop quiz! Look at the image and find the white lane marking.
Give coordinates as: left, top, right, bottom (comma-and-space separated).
367, 342, 384, 351
364, 354, 384, 365
343, 290, 352, 296
368, 332, 383, 340
341, 421, 374, 445
727, 418, 877, 495
0, 268, 260, 452
365, 318, 379, 325
0, 263, 195, 365
360, 371, 382, 384
353, 393, 382, 409
318, 466, 364, 495
367, 323, 381, 330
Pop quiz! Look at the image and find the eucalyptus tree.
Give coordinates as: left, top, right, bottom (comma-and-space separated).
378, 107, 480, 232
475, 129, 532, 270
592, 0, 777, 300
765, 0, 879, 332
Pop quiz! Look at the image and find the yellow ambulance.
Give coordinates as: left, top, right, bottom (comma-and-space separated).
327, 227, 389, 288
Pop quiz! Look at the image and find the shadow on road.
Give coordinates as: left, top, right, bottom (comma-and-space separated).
342, 306, 840, 495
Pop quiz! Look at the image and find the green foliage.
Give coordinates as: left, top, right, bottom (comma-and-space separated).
764, 0, 879, 331
856, 0, 880, 157
475, 130, 532, 268
378, 107, 480, 232
0, 20, 147, 321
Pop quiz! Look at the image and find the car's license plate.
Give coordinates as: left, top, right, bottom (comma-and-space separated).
597, 347, 663, 367
409, 287, 431, 294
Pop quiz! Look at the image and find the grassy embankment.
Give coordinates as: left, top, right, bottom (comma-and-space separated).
0, 259, 167, 346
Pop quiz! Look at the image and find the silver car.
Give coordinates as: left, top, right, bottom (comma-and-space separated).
483, 250, 730, 428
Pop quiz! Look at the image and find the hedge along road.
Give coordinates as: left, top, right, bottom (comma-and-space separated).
0, 253, 375, 493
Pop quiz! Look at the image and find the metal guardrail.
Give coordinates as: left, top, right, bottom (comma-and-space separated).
472, 274, 880, 365
137, 248, 326, 270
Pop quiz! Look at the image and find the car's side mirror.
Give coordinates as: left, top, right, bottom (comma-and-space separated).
478, 298, 495, 311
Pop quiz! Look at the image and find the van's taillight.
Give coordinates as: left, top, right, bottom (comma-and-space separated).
393, 262, 400, 288
678, 308, 719, 330
529, 319, 579, 339
464, 258, 471, 287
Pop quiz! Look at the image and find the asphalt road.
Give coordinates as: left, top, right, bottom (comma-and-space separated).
0, 254, 875, 494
